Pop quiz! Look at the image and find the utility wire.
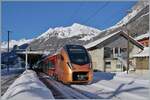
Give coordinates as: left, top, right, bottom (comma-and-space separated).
83, 2, 109, 24
101, 5, 132, 30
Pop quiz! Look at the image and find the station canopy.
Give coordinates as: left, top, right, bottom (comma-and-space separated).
17, 50, 50, 67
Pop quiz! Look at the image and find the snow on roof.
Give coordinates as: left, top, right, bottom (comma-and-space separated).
2, 70, 54, 100
132, 47, 149, 57
84, 30, 144, 50
84, 31, 119, 49
135, 33, 149, 40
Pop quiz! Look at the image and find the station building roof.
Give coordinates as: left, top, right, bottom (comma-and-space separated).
17, 51, 50, 66
84, 30, 144, 50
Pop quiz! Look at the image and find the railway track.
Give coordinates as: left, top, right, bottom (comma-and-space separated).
38, 73, 89, 99
1, 75, 19, 96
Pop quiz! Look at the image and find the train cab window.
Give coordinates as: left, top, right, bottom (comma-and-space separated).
66, 45, 90, 65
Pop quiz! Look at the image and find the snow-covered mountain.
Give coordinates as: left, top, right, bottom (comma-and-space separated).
37, 23, 101, 41
91, 0, 149, 41
29, 23, 102, 53
117, 1, 148, 26
105, 0, 149, 32
1, 38, 33, 49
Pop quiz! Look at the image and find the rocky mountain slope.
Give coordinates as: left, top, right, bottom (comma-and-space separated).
87, 0, 149, 44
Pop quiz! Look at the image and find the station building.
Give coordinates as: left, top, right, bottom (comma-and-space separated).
84, 30, 144, 72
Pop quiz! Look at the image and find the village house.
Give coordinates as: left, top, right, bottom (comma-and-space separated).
84, 30, 144, 72
132, 32, 149, 72
135, 32, 149, 47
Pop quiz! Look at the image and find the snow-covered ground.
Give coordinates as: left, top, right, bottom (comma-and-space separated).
1, 68, 149, 99
71, 71, 149, 100
114, 71, 149, 83
2, 70, 54, 100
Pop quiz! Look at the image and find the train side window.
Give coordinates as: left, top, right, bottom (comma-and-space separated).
48, 62, 54, 68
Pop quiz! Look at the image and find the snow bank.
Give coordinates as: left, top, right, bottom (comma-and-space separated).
114, 71, 149, 85
2, 70, 54, 100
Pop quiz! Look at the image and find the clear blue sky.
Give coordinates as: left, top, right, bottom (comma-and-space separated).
2, 1, 137, 41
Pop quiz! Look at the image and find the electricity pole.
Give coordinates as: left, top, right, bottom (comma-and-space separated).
123, 10, 132, 74
122, 24, 129, 74
127, 28, 130, 74
7, 31, 11, 72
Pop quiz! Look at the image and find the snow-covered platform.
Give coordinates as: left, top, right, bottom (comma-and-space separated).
2, 70, 54, 100
1, 68, 25, 95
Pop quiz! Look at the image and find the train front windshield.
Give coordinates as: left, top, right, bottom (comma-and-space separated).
66, 45, 90, 65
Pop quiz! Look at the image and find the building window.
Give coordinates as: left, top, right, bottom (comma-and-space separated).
120, 48, 126, 53
104, 47, 113, 58
115, 48, 118, 54
116, 64, 122, 69
105, 61, 111, 68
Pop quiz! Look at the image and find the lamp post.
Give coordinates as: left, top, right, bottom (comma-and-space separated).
25, 49, 28, 70
7, 31, 11, 72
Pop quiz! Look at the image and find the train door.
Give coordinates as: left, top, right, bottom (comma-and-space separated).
47, 61, 55, 76
56, 54, 64, 81
60, 54, 65, 82
55, 54, 61, 80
